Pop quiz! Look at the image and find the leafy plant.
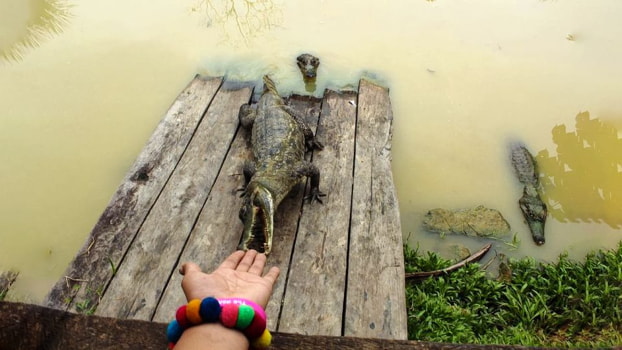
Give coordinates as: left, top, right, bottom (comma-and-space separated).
405, 241, 622, 347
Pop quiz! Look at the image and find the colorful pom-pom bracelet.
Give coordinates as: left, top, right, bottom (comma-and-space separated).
166, 297, 271, 349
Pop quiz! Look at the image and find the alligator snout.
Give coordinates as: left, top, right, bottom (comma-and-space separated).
296, 53, 320, 80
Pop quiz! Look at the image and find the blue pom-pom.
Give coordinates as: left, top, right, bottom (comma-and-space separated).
199, 297, 221, 322
167, 320, 184, 343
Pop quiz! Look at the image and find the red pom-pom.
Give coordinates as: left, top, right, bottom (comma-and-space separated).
220, 304, 239, 328
244, 310, 267, 338
175, 305, 189, 328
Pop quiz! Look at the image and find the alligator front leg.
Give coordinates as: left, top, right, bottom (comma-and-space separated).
237, 161, 256, 197
297, 161, 326, 203
283, 105, 323, 151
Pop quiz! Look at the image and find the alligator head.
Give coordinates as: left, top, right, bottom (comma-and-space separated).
296, 53, 320, 81
518, 186, 547, 245
238, 181, 275, 255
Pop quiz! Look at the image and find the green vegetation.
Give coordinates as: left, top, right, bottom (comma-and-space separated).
405, 242, 622, 347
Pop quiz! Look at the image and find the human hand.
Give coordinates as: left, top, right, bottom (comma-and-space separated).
178, 250, 280, 309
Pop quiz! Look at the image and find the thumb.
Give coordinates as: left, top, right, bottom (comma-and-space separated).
179, 262, 202, 276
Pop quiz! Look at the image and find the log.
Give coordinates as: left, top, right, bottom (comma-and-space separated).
0, 301, 541, 350
405, 243, 492, 280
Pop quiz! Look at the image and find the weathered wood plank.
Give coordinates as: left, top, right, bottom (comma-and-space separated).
0, 301, 541, 350
96, 84, 252, 320
151, 103, 253, 323
0, 271, 18, 300
345, 79, 407, 339
44, 75, 223, 312
278, 90, 358, 335
151, 94, 323, 327
262, 94, 322, 330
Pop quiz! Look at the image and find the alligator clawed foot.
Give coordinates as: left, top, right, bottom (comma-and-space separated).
304, 189, 326, 204
236, 187, 247, 197
306, 139, 324, 151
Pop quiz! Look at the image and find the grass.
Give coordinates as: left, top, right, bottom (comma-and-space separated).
404, 241, 622, 347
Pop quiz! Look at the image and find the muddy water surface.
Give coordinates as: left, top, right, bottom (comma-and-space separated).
2, 0, 621, 301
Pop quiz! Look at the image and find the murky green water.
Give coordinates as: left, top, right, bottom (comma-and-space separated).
1, 0, 621, 302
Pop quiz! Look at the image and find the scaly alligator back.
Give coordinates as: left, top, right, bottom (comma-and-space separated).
238, 75, 324, 254
509, 142, 547, 245
510, 143, 538, 186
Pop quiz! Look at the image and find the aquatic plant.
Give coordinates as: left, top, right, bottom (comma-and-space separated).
405, 242, 622, 347
1, 0, 72, 62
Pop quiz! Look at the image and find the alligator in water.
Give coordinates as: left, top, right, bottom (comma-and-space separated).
296, 53, 320, 92
238, 75, 324, 255
296, 53, 320, 81
510, 143, 547, 245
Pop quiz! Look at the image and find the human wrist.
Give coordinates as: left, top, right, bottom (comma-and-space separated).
167, 297, 272, 349
175, 323, 249, 349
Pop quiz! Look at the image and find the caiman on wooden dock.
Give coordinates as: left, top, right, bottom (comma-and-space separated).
42, 74, 407, 340
238, 75, 325, 255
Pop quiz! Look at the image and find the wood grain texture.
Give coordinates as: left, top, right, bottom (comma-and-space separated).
0, 302, 542, 350
96, 85, 252, 320
255, 94, 323, 329
278, 90, 358, 336
345, 79, 407, 339
0, 271, 18, 300
151, 96, 255, 322
44, 76, 223, 312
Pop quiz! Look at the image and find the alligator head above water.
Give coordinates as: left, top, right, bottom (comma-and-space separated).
237, 75, 324, 255
296, 53, 320, 81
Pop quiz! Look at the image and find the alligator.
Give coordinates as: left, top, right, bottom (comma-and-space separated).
510, 143, 547, 245
237, 75, 324, 255
296, 53, 320, 82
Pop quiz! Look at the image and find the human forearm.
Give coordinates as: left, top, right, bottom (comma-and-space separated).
174, 323, 249, 350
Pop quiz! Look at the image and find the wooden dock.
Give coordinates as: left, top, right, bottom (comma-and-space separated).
44, 75, 407, 339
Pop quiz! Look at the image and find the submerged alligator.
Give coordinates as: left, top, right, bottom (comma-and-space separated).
238, 75, 324, 255
296, 53, 320, 82
510, 143, 547, 245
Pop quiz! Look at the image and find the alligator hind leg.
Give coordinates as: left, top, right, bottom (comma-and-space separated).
238, 104, 257, 129
296, 161, 326, 203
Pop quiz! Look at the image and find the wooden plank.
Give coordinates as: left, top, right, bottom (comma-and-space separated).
344, 79, 407, 339
152, 95, 323, 328
0, 271, 18, 300
278, 90, 358, 335
44, 75, 223, 312
151, 105, 253, 323
263, 95, 322, 330
0, 301, 539, 350
95, 84, 252, 320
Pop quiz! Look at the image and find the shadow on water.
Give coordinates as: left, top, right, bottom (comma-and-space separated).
0, 0, 72, 62
537, 111, 622, 229
192, 0, 282, 45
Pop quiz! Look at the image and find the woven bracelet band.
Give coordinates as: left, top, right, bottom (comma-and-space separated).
166, 297, 271, 349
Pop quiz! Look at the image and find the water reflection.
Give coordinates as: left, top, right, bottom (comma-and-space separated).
0, 0, 71, 62
193, 0, 282, 45
537, 112, 622, 228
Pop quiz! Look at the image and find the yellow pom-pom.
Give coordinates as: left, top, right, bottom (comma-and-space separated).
251, 329, 272, 349
186, 299, 203, 324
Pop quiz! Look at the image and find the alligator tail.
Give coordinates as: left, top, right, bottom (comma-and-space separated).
510, 143, 538, 186
262, 75, 279, 95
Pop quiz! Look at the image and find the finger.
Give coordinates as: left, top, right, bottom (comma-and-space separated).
219, 250, 246, 270
179, 262, 202, 276
236, 249, 258, 272
263, 266, 280, 285
248, 253, 267, 275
